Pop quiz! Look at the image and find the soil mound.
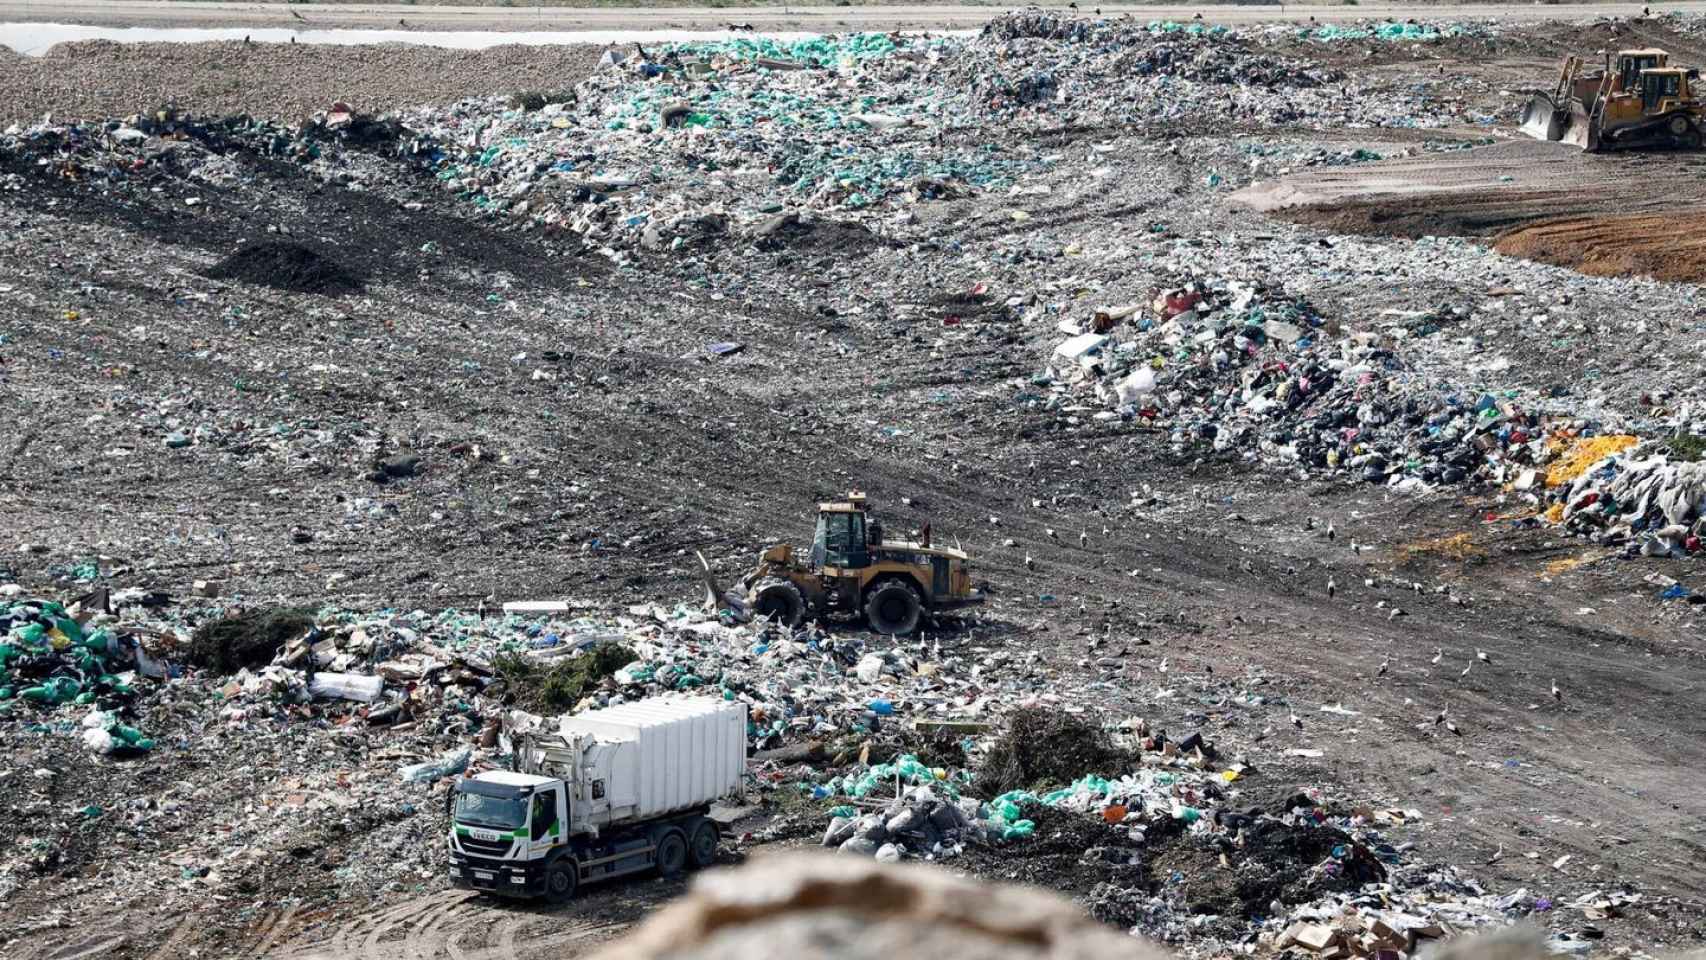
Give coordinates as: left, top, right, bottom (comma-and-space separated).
206, 241, 363, 294
1493, 211, 1706, 283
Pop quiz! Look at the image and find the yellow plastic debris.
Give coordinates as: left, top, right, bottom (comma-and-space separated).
1543, 502, 1566, 523
1222, 769, 1241, 783
1545, 435, 1638, 488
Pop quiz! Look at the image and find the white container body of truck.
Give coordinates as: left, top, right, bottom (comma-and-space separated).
448, 698, 746, 901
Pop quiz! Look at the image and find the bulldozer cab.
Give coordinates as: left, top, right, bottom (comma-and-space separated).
1614, 49, 1667, 93
1641, 68, 1692, 111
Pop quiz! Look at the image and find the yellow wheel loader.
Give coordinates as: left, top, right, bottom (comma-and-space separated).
1521, 49, 1705, 151
699, 491, 983, 636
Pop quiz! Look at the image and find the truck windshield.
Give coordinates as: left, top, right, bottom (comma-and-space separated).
453, 792, 528, 829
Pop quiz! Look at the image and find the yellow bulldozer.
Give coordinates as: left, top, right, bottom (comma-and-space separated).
1521, 49, 1704, 151
700, 491, 983, 635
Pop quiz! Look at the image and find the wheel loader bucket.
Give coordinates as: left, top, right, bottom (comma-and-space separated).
1519, 93, 1566, 141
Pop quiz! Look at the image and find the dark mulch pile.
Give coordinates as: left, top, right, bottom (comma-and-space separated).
972, 707, 1130, 796
206, 240, 362, 295
186, 607, 314, 674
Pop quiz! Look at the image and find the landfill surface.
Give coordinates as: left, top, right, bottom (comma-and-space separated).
5, 9, 1706, 960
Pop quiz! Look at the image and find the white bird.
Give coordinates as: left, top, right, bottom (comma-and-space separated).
1445, 720, 1462, 736
1430, 647, 1443, 665
1326, 519, 1336, 541
1327, 577, 1337, 599
1101, 524, 1111, 536
1079, 529, 1089, 547
1377, 657, 1389, 678
1488, 844, 1504, 864
1158, 657, 1169, 673
1551, 678, 1562, 703
1460, 663, 1473, 679
1476, 648, 1492, 665
1289, 711, 1304, 731
1024, 554, 1035, 571
1046, 528, 1058, 540
1433, 707, 1448, 726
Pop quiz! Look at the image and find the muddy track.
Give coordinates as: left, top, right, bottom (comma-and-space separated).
253, 888, 634, 960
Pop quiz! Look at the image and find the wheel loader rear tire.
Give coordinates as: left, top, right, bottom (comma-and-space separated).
864, 579, 922, 636
753, 578, 806, 627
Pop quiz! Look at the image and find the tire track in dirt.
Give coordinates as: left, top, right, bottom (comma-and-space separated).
263, 888, 629, 960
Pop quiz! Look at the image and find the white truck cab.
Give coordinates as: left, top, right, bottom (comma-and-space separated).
447, 698, 746, 901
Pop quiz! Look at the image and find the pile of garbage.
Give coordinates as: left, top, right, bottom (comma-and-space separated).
0, 10, 1468, 267
1031, 271, 1612, 491
804, 708, 1615, 957
1542, 439, 1706, 559
822, 781, 984, 862
1, 584, 1007, 762
1295, 20, 1484, 44
1, 593, 165, 751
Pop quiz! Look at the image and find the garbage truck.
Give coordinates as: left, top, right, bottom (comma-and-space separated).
447, 698, 746, 901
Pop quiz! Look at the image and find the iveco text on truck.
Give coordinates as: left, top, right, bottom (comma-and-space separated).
447, 698, 746, 901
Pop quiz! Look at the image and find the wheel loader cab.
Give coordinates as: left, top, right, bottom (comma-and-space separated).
811, 503, 870, 569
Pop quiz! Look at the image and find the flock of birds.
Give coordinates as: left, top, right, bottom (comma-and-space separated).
1289, 516, 1566, 740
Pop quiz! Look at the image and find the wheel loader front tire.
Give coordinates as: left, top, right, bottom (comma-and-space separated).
864, 579, 923, 636
753, 577, 806, 627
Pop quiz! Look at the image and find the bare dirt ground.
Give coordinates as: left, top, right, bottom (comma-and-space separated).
0, 40, 607, 123
6, 9, 1706, 960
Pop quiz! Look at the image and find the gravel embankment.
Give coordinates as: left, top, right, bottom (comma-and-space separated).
0, 40, 607, 124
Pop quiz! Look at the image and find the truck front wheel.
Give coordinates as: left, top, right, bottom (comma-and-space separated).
656, 829, 688, 877
545, 858, 578, 903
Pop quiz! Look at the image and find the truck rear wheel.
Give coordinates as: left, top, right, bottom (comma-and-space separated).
689, 819, 720, 868
545, 858, 578, 903
864, 579, 922, 636
753, 577, 806, 627
656, 829, 688, 877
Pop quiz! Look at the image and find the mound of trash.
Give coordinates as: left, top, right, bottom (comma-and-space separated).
1032, 271, 1634, 494
1, 594, 165, 754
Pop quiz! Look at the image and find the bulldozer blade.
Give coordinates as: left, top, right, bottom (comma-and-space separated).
1519, 93, 1566, 141
696, 550, 728, 611
1558, 102, 1599, 151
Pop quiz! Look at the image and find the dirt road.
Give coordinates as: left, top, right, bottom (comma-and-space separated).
5, 1, 1706, 32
